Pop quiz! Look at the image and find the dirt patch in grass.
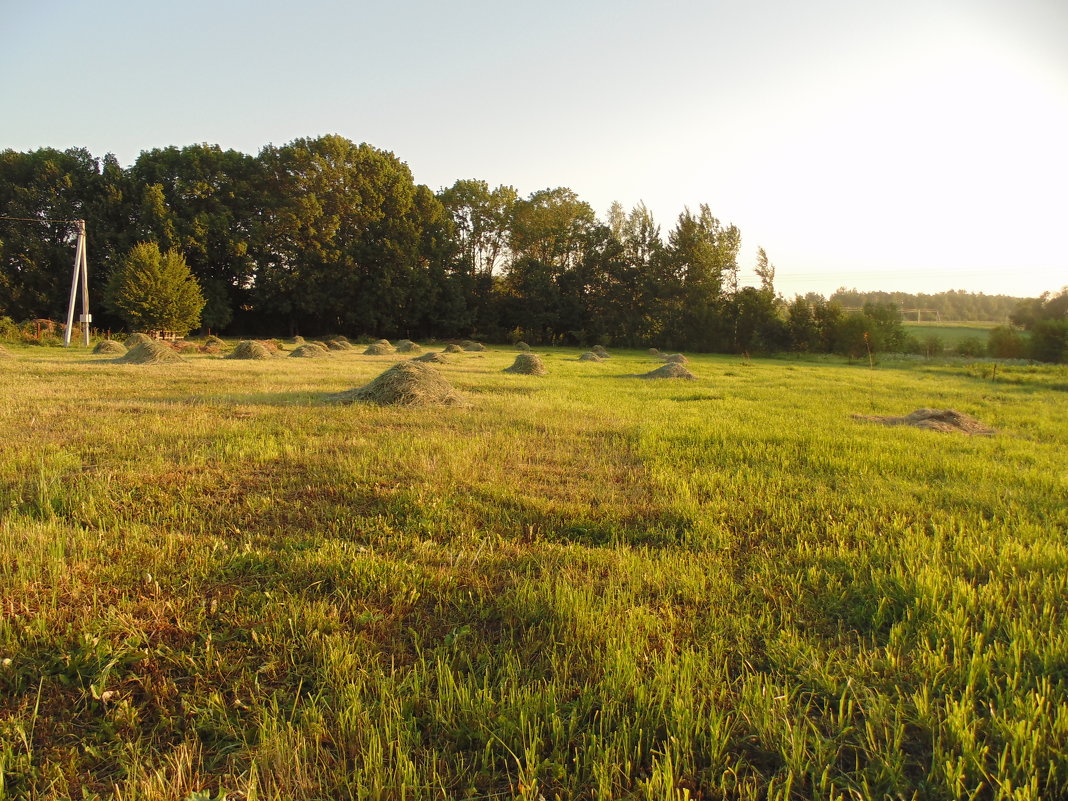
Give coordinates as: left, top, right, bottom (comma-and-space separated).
333, 361, 464, 407
853, 408, 995, 435
504, 353, 548, 375
290, 344, 331, 358
226, 340, 275, 360
640, 363, 696, 380
118, 341, 184, 365
92, 339, 126, 356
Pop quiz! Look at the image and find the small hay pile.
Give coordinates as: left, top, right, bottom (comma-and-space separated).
648, 347, 661, 356
93, 339, 126, 356
290, 344, 331, 358
396, 341, 422, 354
504, 353, 548, 375
119, 340, 183, 365
463, 340, 486, 352
288, 335, 306, 346
374, 338, 390, 346
172, 341, 199, 354
327, 339, 355, 351
592, 345, 610, 358
662, 353, 688, 364
204, 335, 226, 348
125, 332, 155, 348
444, 343, 464, 353
364, 343, 396, 355
413, 351, 449, 364
515, 341, 531, 351
226, 340, 275, 360
853, 408, 995, 435
578, 351, 603, 362
334, 361, 463, 407
640, 363, 696, 380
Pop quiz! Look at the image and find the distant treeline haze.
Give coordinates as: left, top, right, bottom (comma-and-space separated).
0, 137, 1048, 354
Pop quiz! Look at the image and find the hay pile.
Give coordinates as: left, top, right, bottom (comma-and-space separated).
396, 341, 422, 354
204, 335, 226, 348
592, 345, 610, 358
364, 343, 396, 355
226, 340, 275, 360
374, 338, 390, 346
93, 339, 126, 356
444, 343, 464, 353
334, 362, 463, 407
200, 343, 223, 354
853, 408, 995, 435
172, 341, 199, 354
125, 332, 155, 348
515, 341, 531, 351
0, 345, 12, 359
119, 340, 183, 365
648, 347, 661, 356
288, 335, 306, 346
662, 353, 688, 364
463, 340, 486, 352
640, 363, 696, 380
413, 351, 449, 364
290, 344, 331, 358
504, 353, 548, 375
327, 339, 355, 351
578, 351, 603, 362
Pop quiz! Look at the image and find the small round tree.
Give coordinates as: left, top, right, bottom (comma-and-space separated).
105, 242, 206, 335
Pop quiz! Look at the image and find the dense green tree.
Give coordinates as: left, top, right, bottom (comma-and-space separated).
104, 242, 205, 334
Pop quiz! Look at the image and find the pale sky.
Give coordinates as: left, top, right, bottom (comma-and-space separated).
2, 0, 1066, 298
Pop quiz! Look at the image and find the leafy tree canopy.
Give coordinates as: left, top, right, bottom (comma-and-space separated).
104, 242, 205, 334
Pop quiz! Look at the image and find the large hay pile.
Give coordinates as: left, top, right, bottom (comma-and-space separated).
125, 332, 155, 348
640, 363, 696, 380
413, 351, 449, 364
853, 408, 995, 435
334, 362, 463, 407
396, 341, 422, 354
578, 351, 603, 362
662, 353, 688, 364
364, 343, 396, 355
290, 344, 331, 358
93, 339, 126, 356
119, 340, 183, 365
463, 340, 486, 352
504, 353, 548, 375
592, 345, 610, 358
444, 343, 464, 353
226, 340, 275, 360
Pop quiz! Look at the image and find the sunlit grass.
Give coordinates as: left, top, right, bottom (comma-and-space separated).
0, 342, 1065, 799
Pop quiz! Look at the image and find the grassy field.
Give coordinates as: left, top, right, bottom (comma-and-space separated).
901, 323, 999, 348
0, 342, 1066, 800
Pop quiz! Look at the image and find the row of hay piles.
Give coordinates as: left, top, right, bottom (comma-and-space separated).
93, 339, 126, 356
119, 340, 183, 365
504, 353, 547, 375
226, 340, 275, 360
290, 343, 331, 358
853, 408, 995, 435
334, 362, 463, 407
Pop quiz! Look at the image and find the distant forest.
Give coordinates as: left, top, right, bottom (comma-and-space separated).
0, 136, 1050, 355
828, 289, 1022, 323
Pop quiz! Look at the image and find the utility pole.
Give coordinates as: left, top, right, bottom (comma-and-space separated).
63, 219, 90, 346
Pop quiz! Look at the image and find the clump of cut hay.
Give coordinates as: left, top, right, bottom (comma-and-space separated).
334, 361, 463, 407
327, 339, 354, 351
413, 351, 449, 364
592, 345, 610, 358
288, 335, 305, 346
648, 347, 661, 356
515, 341, 531, 351
853, 408, 995, 435
662, 353, 688, 364
290, 344, 331, 358
463, 341, 486, 352
444, 343, 464, 353
364, 343, 396, 355
204, 335, 226, 347
173, 341, 199, 354
119, 340, 183, 365
125, 332, 155, 348
504, 353, 548, 375
200, 344, 223, 354
226, 340, 274, 360
374, 338, 390, 346
307, 341, 330, 352
640, 363, 696, 380
396, 341, 422, 354
93, 339, 126, 356
0, 345, 13, 359
578, 351, 603, 362
258, 339, 283, 352
397, 338, 414, 347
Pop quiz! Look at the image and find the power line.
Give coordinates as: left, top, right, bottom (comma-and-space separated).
0, 215, 83, 224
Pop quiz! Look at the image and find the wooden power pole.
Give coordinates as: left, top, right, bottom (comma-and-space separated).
63, 219, 90, 347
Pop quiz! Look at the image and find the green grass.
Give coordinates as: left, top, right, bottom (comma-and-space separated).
902, 323, 999, 347
1, 343, 1066, 800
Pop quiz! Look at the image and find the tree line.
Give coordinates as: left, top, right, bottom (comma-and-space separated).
828, 289, 1024, 323
1, 136, 1061, 360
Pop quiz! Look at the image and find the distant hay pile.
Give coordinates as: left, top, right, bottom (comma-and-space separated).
396, 341, 422, 354
662, 353, 688, 364
578, 351, 603, 362
119, 340, 183, 365
444, 343, 464, 353
648, 347, 661, 356
515, 341, 531, 351
640, 363, 696, 380
204, 335, 226, 347
853, 408, 995, 435
288, 335, 306, 346
592, 345, 610, 358
374, 338, 390, 346
172, 341, 199, 354
290, 344, 331, 358
413, 351, 449, 364
334, 361, 463, 407
226, 340, 275, 360
327, 339, 355, 351
125, 332, 155, 348
93, 339, 126, 356
504, 353, 548, 375
463, 340, 486, 352
364, 342, 396, 355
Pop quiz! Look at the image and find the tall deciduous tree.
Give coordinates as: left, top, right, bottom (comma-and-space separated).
104, 242, 205, 334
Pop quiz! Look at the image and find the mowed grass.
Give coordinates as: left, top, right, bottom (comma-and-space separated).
0, 343, 1065, 800
901, 322, 999, 347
